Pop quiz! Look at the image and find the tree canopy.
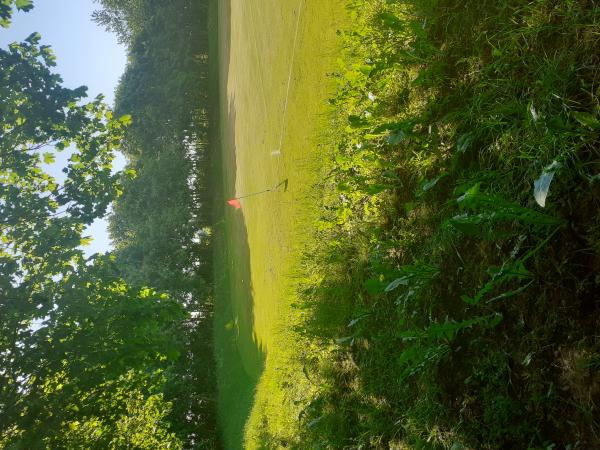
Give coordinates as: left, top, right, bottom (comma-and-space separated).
1, 0, 219, 446
94, 0, 219, 447
0, 22, 186, 450
0, 0, 34, 28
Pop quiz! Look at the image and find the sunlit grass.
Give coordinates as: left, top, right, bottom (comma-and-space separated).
214, 0, 599, 448
213, 0, 347, 448
286, 0, 600, 448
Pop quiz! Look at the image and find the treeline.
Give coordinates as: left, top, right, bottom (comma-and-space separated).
94, 0, 219, 448
0, 15, 186, 450
0, 0, 218, 448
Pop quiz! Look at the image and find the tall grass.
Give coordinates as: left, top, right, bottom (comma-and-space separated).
276, 0, 600, 448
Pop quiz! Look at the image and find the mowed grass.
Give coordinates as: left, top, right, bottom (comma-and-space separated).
213, 1, 347, 448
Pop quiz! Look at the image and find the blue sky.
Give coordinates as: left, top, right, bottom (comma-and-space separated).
1, 0, 127, 256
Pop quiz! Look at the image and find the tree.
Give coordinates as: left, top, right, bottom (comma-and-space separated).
0, 31, 185, 448
91, 0, 148, 45
90, 1, 221, 446
0, 0, 34, 28
3, 257, 186, 449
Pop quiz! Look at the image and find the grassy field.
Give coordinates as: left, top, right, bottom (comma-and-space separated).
214, 0, 599, 448
213, 1, 347, 448
286, 1, 600, 448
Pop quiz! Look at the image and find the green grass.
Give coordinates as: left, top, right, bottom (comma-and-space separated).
214, 0, 600, 448
289, 0, 600, 448
213, 1, 347, 448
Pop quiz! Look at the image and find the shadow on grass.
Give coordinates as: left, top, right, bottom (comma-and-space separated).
213, 201, 265, 450
212, 13, 266, 443
288, 0, 600, 447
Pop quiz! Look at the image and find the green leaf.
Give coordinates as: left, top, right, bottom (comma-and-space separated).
165, 348, 180, 360
456, 132, 474, 153
387, 130, 406, 145
358, 65, 373, 76
364, 183, 388, 195
384, 276, 410, 292
572, 111, 600, 129
419, 173, 447, 196
42, 152, 55, 165
40, 45, 56, 66
364, 278, 385, 295
25, 31, 40, 43
378, 12, 402, 30
118, 114, 132, 126
347, 317, 362, 327
348, 114, 369, 128
335, 336, 354, 345
139, 287, 154, 298
457, 183, 480, 207
15, 0, 34, 12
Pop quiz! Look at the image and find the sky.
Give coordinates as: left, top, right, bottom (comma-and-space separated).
1, 0, 128, 256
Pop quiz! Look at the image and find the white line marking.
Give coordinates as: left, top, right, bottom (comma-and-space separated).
277, 0, 305, 152
245, 1, 269, 116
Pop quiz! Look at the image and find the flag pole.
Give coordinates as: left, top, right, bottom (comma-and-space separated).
232, 179, 288, 200
234, 188, 271, 200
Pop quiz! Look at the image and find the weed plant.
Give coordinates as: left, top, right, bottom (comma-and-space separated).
263, 0, 600, 448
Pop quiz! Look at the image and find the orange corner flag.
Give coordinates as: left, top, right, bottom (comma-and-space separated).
227, 199, 241, 209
